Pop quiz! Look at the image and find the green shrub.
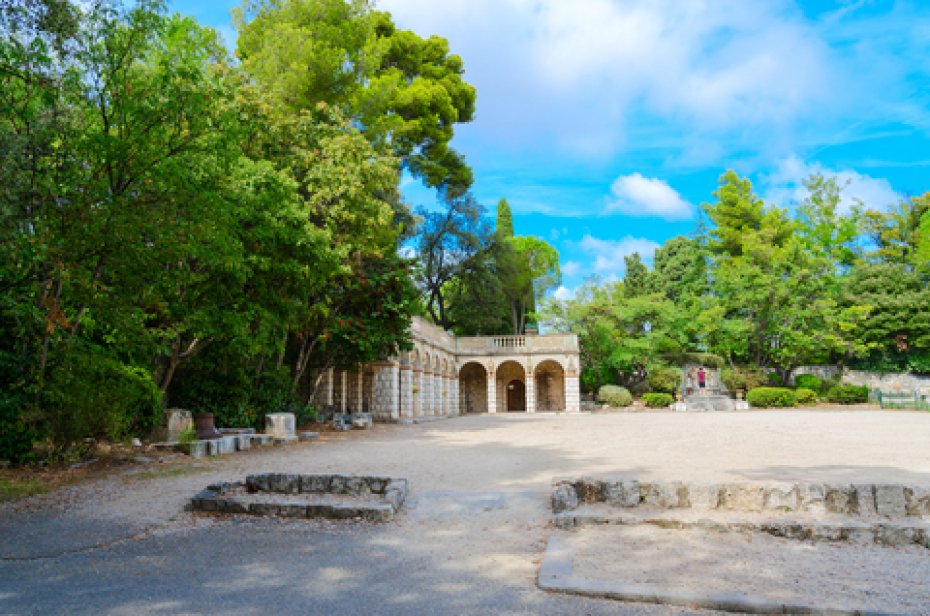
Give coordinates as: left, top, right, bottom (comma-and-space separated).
642, 393, 674, 408
646, 366, 682, 394
746, 387, 796, 408
720, 367, 763, 392
794, 374, 822, 392
663, 353, 725, 369
820, 377, 840, 394
598, 385, 633, 408
177, 427, 198, 445
826, 384, 869, 404
794, 387, 819, 405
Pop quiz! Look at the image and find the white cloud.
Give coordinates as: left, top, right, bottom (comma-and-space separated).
553, 285, 576, 301
561, 260, 581, 277
605, 173, 693, 220
378, 0, 838, 159
764, 156, 900, 214
577, 234, 661, 277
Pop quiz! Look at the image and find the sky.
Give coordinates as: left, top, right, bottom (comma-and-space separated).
169, 0, 930, 297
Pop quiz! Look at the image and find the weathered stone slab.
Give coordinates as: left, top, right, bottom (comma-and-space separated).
181, 440, 209, 458
798, 483, 826, 515
686, 484, 720, 510
825, 485, 854, 514
603, 480, 640, 508
552, 483, 579, 513
719, 484, 764, 512
264, 413, 296, 439
904, 487, 930, 517
874, 485, 907, 517
763, 484, 799, 512
643, 482, 684, 509
250, 434, 273, 447
165, 409, 193, 442
298, 431, 320, 442
853, 484, 877, 516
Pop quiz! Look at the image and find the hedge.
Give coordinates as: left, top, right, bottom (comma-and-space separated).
794, 374, 823, 392
642, 393, 674, 408
826, 384, 869, 404
746, 387, 797, 408
598, 385, 633, 408
646, 366, 682, 395
794, 387, 819, 405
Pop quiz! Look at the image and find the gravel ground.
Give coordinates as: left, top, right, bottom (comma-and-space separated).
568, 524, 930, 614
1, 410, 929, 614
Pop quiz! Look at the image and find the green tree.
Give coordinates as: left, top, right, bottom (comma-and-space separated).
702, 170, 766, 256
622, 253, 649, 298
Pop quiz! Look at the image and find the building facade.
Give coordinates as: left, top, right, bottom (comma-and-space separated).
312, 317, 581, 421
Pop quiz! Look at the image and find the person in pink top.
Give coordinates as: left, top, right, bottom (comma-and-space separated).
697, 367, 706, 394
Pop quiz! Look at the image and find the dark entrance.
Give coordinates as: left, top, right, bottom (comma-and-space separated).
506, 379, 526, 411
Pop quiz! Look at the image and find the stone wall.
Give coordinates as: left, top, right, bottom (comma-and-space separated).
792, 366, 930, 392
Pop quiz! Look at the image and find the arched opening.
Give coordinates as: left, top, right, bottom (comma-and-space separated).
535, 359, 566, 412
496, 361, 526, 412
459, 362, 488, 414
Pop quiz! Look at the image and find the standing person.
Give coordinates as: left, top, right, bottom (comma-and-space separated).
686, 369, 695, 396
697, 367, 706, 394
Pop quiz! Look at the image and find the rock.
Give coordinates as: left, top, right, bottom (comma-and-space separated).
686, 484, 720, 510
131, 438, 143, 448
874, 484, 907, 517
798, 483, 826, 515
825, 485, 854, 514
551, 484, 579, 513
904, 487, 930, 516
264, 413, 296, 439
763, 484, 799, 512
853, 484, 877, 516
643, 482, 683, 508
719, 484, 764, 512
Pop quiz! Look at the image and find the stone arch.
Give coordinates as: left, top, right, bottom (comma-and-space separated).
535, 359, 566, 412
496, 360, 527, 412
459, 361, 488, 414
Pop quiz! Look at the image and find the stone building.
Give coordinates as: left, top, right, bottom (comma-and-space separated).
312, 317, 581, 421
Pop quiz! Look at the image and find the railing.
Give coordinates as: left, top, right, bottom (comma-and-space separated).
493, 336, 525, 349
454, 333, 578, 355
877, 390, 930, 411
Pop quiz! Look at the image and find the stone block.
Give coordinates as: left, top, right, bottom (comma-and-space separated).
686, 484, 720, 510
300, 474, 331, 493
331, 505, 362, 520
220, 436, 238, 454
273, 436, 298, 446
250, 435, 273, 447
874, 524, 916, 547
165, 408, 193, 442
367, 477, 388, 494
279, 503, 307, 518
551, 484, 579, 513
268, 473, 299, 494
246, 474, 271, 493
602, 479, 640, 508
351, 414, 373, 429
874, 485, 907, 517
363, 504, 394, 522
181, 440, 209, 458
573, 478, 603, 503
845, 527, 875, 545
719, 484, 764, 512
853, 484, 877, 516
221, 499, 249, 514
249, 502, 282, 517
763, 484, 799, 512
298, 431, 320, 442
264, 413, 296, 439
329, 475, 347, 494
344, 476, 369, 496
798, 483, 826, 515
643, 482, 683, 508
904, 487, 930, 516
191, 489, 218, 511
825, 485, 854, 514
235, 435, 251, 451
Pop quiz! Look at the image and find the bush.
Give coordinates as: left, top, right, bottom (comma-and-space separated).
793, 374, 822, 392
826, 384, 869, 404
598, 385, 632, 408
646, 366, 682, 395
720, 367, 763, 392
794, 387, 819, 405
641, 392, 674, 408
746, 387, 796, 408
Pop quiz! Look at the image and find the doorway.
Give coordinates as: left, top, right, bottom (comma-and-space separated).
506, 379, 526, 411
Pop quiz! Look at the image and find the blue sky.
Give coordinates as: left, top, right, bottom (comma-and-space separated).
169, 0, 930, 297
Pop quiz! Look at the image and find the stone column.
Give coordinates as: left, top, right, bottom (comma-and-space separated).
526, 371, 536, 414
324, 367, 334, 407
372, 362, 400, 421
487, 368, 497, 414
356, 371, 364, 413
565, 372, 581, 413
436, 374, 445, 416
399, 363, 413, 419
338, 371, 347, 413
449, 377, 459, 416
412, 368, 423, 417
421, 371, 432, 416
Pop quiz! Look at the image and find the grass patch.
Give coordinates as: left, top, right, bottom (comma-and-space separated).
0, 478, 50, 502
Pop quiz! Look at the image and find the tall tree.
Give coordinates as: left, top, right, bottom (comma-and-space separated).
622, 253, 649, 298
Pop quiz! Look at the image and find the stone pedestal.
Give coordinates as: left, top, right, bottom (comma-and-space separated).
487, 376, 497, 414
565, 376, 581, 412
165, 409, 193, 441
265, 413, 296, 439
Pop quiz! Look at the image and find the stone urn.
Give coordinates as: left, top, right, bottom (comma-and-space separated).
193, 412, 222, 440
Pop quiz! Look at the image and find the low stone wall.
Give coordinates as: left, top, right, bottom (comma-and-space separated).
552, 478, 930, 518
191, 473, 407, 522
792, 366, 930, 392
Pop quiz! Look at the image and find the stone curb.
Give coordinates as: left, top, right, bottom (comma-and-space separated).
553, 512, 930, 549
190, 474, 408, 523
537, 536, 905, 616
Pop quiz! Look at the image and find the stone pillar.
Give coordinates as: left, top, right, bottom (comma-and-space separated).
526, 371, 536, 414
338, 371, 347, 413
412, 369, 423, 417
399, 364, 413, 419
449, 377, 459, 416
421, 371, 432, 416
436, 374, 445, 416
356, 371, 364, 413
487, 368, 497, 414
372, 362, 400, 421
565, 373, 581, 413
325, 367, 334, 406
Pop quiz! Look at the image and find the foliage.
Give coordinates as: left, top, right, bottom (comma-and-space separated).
826, 385, 869, 404
646, 366, 682, 394
598, 385, 633, 408
720, 367, 763, 392
793, 374, 823, 392
177, 428, 199, 446
794, 387, 819, 405
663, 353, 724, 369
746, 387, 797, 408
641, 393, 674, 408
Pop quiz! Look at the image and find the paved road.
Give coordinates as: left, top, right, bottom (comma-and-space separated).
1, 410, 928, 614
